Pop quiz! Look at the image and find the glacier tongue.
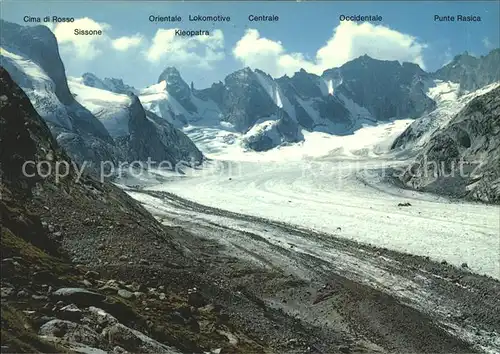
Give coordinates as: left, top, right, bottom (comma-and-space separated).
327, 79, 334, 95
275, 86, 283, 108
254, 70, 296, 120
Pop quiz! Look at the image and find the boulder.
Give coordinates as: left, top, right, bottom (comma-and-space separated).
51, 288, 106, 306
105, 323, 179, 353
39, 319, 101, 348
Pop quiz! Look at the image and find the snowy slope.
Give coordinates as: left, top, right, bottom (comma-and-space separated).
241, 118, 283, 151
68, 77, 132, 137
189, 93, 224, 124
138, 80, 225, 129
139, 81, 185, 126
1, 47, 73, 131
392, 80, 500, 150
132, 119, 500, 279
0, 22, 119, 172
122, 82, 500, 277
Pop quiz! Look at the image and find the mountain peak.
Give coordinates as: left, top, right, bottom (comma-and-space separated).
82, 72, 107, 90
157, 66, 197, 112
228, 67, 256, 81
434, 49, 499, 91
81, 73, 136, 94
452, 51, 476, 62
158, 66, 185, 83
162, 66, 181, 74
158, 66, 181, 80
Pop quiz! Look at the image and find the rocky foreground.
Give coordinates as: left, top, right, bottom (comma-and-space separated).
0, 65, 276, 353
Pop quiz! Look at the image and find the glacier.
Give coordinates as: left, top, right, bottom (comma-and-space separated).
120, 91, 500, 279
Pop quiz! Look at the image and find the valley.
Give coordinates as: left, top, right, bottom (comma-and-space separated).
1, 11, 499, 354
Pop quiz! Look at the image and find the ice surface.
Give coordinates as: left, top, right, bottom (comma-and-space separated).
68, 78, 132, 137
135, 114, 500, 279
1, 47, 74, 130
120, 72, 500, 280
144, 159, 499, 278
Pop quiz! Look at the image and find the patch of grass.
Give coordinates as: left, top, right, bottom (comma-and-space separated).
1, 226, 72, 281
1, 304, 67, 353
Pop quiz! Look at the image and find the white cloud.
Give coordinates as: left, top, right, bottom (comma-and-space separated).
482, 37, 494, 49
145, 29, 225, 68
317, 22, 427, 69
441, 47, 453, 66
233, 22, 428, 78
53, 17, 110, 60
112, 34, 144, 51
43, 22, 54, 31
233, 29, 317, 77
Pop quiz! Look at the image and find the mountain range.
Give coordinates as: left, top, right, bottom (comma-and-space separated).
1, 19, 499, 198
0, 20, 203, 176
5, 63, 498, 354
2, 17, 500, 354
69, 45, 500, 154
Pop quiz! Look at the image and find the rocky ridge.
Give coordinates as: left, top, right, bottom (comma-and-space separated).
396, 85, 500, 203
81, 73, 139, 95
0, 20, 203, 176
0, 66, 271, 354
433, 49, 500, 92
132, 49, 498, 152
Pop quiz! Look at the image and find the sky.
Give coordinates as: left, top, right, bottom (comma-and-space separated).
2, 1, 499, 89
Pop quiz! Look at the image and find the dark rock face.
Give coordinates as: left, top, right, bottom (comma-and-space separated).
158, 67, 197, 113
276, 112, 303, 143
151, 52, 497, 153
316, 96, 351, 126
0, 20, 73, 105
51, 288, 106, 306
125, 94, 203, 166
245, 135, 274, 152
433, 49, 500, 92
278, 69, 324, 99
196, 81, 225, 107
398, 86, 500, 203
220, 68, 278, 131
0, 20, 117, 173
103, 78, 136, 95
0, 66, 63, 195
82, 72, 108, 91
276, 73, 320, 131
326, 55, 436, 120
